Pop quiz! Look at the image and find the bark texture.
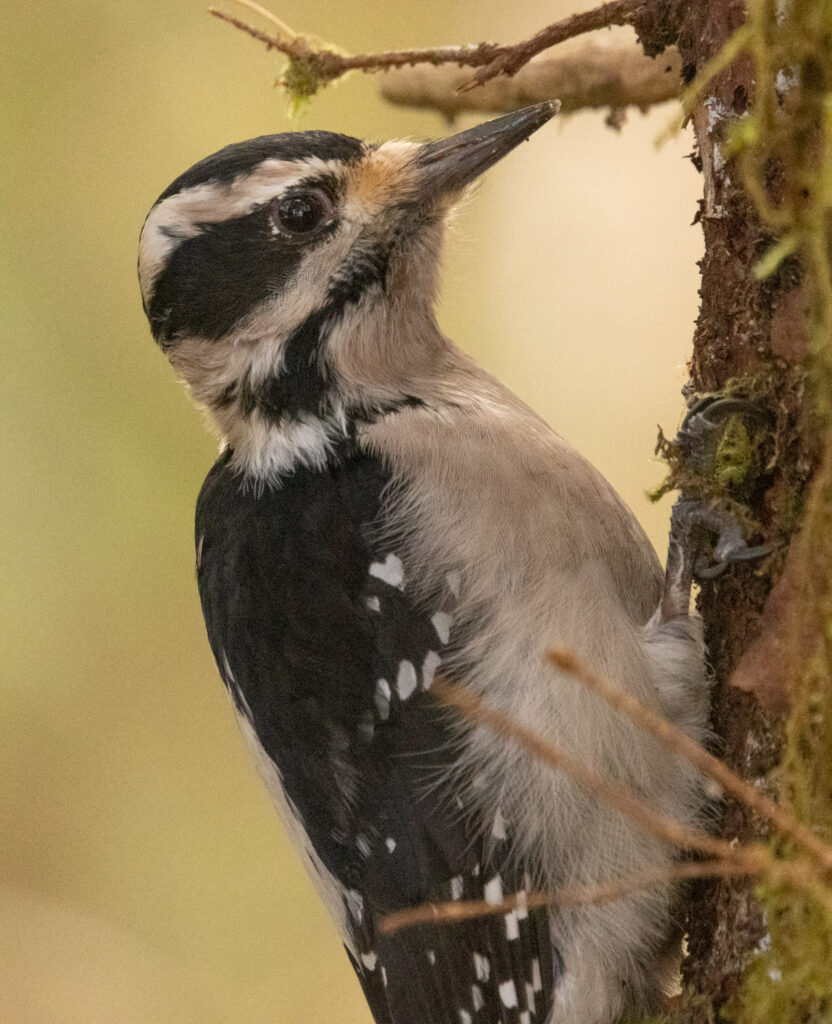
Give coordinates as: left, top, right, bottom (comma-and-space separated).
648, 0, 815, 1017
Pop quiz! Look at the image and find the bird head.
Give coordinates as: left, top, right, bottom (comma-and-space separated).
138, 103, 556, 475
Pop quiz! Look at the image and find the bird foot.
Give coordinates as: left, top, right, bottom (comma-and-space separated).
661, 396, 775, 620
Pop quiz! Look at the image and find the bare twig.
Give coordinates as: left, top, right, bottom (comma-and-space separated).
380, 38, 682, 119
458, 0, 646, 91
209, 0, 648, 98
209, 10, 494, 81
379, 858, 758, 935
548, 648, 832, 876
431, 677, 751, 862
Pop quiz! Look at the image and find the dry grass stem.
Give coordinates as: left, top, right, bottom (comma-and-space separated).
230, 0, 296, 38
432, 677, 745, 862
379, 858, 761, 935
548, 648, 832, 876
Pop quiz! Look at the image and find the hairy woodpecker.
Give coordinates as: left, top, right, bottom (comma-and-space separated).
139, 104, 712, 1024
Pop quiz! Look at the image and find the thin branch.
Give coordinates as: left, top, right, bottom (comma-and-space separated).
380, 40, 682, 120
459, 0, 647, 91
379, 858, 760, 935
209, 0, 648, 98
548, 648, 832, 877
210, 10, 491, 79
431, 677, 749, 863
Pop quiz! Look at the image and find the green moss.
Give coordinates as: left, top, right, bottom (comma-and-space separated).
727, 879, 832, 1024
714, 416, 754, 490
280, 58, 323, 115
647, 397, 765, 541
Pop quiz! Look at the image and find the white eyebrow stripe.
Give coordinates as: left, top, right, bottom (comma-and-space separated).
138, 155, 348, 301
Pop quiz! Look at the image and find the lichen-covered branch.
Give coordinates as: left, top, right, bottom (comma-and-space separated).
209, 0, 650, 104
379, 36, 682, 120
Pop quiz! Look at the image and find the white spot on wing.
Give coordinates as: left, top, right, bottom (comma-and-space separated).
365, 595, 380, 612
361, 951, 377, 971
450, 875, 464, 900
396, 660, 418, 700
431, 611, 452, 645
471, 985, 484, 1011
531, 957, 542, 992
369, 553, 404, 589
499, 980, 518, 1009
516, 890, 528, 920
484, 874, 503, 905
505, 911, 519, 940
458, 1011, 472, 1024
427, 949, 436, 965
375, 678, 391, 719
422, 650, 441, 689
473, 952, 491, 982
526, 983, 536, 1014
385, 837, 397, 853
520, 1012, 531, 1024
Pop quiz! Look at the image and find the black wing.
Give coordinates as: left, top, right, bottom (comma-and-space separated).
195, 448, 558, 1024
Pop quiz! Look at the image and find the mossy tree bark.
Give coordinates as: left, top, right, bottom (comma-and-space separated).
635, 0, 816, 1018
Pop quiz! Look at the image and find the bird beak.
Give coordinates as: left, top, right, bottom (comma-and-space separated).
417, 101, 558, 198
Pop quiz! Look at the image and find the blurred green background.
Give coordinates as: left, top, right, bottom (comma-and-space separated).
1, 1, 701, 1021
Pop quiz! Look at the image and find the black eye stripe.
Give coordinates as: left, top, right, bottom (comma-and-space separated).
146, 168, 354, 345
147, 206, 300, 343
147, 197, 347, 345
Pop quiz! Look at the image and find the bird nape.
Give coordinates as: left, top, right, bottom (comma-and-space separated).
139, 104, 712, 1024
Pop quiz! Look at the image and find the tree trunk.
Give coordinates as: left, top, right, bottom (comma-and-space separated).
635, 0, 816, 1017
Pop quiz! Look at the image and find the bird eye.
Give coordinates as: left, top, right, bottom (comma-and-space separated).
275, 191, 330, 234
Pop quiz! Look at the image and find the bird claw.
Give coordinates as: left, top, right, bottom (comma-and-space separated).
674, 394, 766, 473
695, 544, 776, 579
661, 396, 775, 618
692, 512, 777, 579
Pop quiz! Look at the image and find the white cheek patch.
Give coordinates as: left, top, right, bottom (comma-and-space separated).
138, 154, 350, 303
